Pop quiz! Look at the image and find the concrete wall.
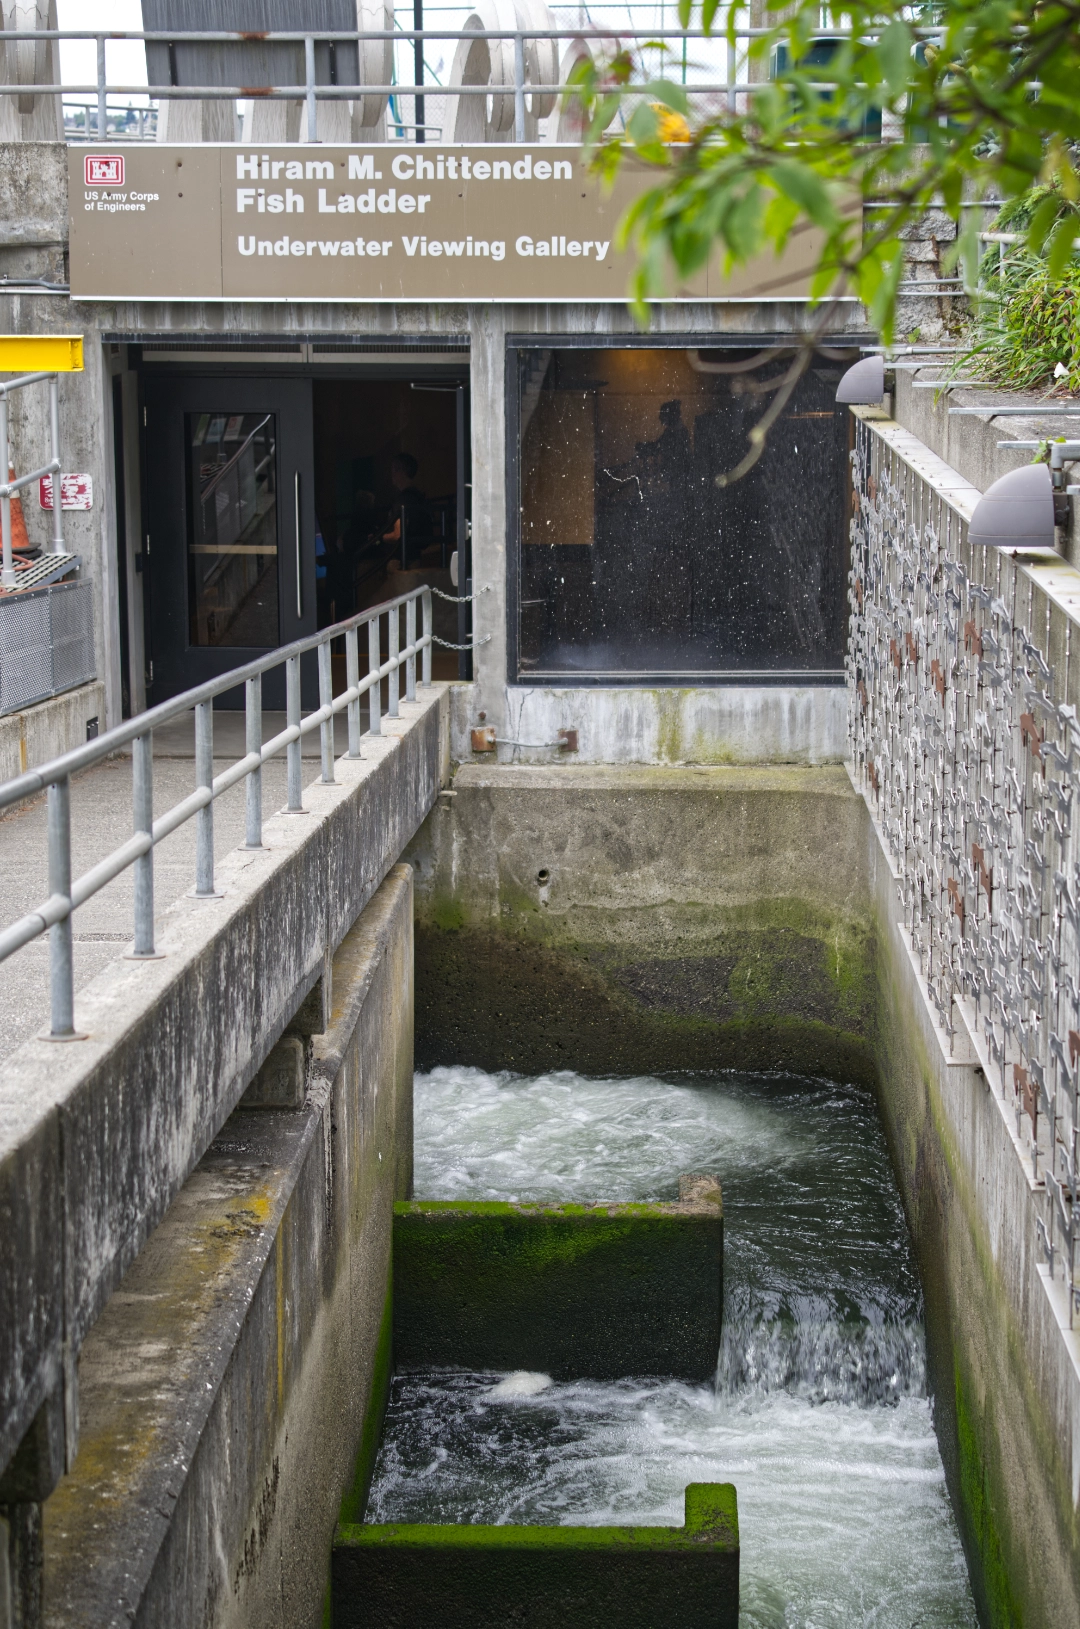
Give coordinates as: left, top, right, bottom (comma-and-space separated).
406, 762, 877, 1082
41, 863, 415, 1629
0, 684, 448, 1515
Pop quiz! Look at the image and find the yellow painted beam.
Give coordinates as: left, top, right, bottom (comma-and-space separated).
0, 335, 83, 373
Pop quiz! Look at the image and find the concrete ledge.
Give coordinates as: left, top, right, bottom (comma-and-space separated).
333, 1482, 739, 1629
41, 866, 415, 1629
0, 680, 104, 781
0, 684, 448, 1485
450, 684, 847, 767
393, 1175, 723, 1381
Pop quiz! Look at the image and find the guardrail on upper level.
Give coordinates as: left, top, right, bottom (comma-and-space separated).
847, 412, 1080, 1326
0, 585, 432, 1040
0, 15, 945, 146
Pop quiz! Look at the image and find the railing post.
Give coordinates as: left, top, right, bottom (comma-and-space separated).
131, 732, 156, 957
318, 639, 335, 782
367, 614, 382, 735
346, 625, 362, 756
194, 701, 217, 895
513, 31, 526, 142
49, 374, 63, 555
47, 776, 75, 1037
0, 391, 13, 590
406, 595, 417, 702
96, 35, 107, 142
245, 675, 263, 846
304, 34, 317, 142
286, 653, 304, 811
422, 587, 432, 686
388, 603, 400, 717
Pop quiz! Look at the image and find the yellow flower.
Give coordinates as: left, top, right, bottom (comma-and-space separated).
651, 104, 691, 143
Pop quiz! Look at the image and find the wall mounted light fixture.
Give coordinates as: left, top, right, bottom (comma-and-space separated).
835, 354, 885, 405
968, 462, 1059, 551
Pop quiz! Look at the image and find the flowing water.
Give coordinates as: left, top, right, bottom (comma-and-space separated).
368, 1066, 978, 1627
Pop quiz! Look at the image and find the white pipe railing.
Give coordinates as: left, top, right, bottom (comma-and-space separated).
0, 22, 946, 146
0, 586, 433, 1039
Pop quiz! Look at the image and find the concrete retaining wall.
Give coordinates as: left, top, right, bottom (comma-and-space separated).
0, 682, 105, 781
0, 684, 447, 1503
40, 864, 415, 1629
406, 762, 877, 1082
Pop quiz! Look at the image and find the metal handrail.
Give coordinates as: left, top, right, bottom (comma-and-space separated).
0, 585, 433, 1039
0, 22, 946, 144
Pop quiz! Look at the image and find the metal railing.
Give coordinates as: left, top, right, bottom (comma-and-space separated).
0, 21, 934, 146
847, 415, 1079, 1324
0, 370, 65, 590
0, 585, 433, 1040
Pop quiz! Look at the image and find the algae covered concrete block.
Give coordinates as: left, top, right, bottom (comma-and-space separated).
393, 1175, 722, 1381
334, 1481, 739, 1629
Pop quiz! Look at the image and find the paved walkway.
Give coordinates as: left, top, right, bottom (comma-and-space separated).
0, 711, 347, 1059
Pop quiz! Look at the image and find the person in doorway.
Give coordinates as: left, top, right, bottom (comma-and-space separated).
382, 452, 433, 570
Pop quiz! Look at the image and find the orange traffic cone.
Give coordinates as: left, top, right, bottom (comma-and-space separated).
7, 463, 31, 552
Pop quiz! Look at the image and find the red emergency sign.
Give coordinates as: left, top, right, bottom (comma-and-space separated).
39, 473, 93, 511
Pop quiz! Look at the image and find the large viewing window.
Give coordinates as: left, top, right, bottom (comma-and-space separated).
512, 344, 851, 683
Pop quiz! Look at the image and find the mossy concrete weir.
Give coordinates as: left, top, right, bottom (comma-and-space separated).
393, 1174, 723, 1381
333, 1482, 739, 1629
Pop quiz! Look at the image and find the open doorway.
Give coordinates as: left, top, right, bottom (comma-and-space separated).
312, 377, 467, 680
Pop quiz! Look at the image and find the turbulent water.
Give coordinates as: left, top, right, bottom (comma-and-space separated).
369, 1066, 978, 1627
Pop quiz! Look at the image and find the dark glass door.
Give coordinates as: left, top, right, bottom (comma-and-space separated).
143, 372, 316, 706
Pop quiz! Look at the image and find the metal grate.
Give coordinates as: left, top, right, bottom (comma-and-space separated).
0, 552, 81, 593
0, 581, 96, 715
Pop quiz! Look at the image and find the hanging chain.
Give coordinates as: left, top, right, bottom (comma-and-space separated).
429, 584, 491, 604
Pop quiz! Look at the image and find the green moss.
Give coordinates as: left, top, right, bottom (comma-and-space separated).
333, 1486, 740, 1628
684, 1482, 739, 1546
415, 913, 877, 1084
338, 1278, 394, 1528
955, 1359, 1023, 1629
430, 895, 466, 932
393, 1202, 722, 1381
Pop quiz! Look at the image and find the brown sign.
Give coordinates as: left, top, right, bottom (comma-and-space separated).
70, 145, 841, 303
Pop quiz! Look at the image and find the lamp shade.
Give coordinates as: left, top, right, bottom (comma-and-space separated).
835, 354, 885, 404
968, 463, 1056, 551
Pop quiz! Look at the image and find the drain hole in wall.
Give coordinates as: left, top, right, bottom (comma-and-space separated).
537, 869, 550, 885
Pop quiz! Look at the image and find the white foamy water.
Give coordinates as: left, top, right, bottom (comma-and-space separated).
371, 1066, 978, 1628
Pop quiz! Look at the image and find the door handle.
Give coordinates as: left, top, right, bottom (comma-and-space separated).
294, 470, 302, 619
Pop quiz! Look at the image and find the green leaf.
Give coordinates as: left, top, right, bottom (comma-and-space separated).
1046, 212, 1080, 280
627, 101, 661, 147
769, 160, 836, 230
1028, 192, 1062, 255
645, 78, 689, 116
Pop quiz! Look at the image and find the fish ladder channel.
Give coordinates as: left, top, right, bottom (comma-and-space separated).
364, 1066, 978, 1628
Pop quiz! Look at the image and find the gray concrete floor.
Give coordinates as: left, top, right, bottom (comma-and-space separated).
0, 709, 353, 1059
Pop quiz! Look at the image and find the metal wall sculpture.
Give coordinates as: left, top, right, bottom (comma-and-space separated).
847, 414, 1079, 1324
